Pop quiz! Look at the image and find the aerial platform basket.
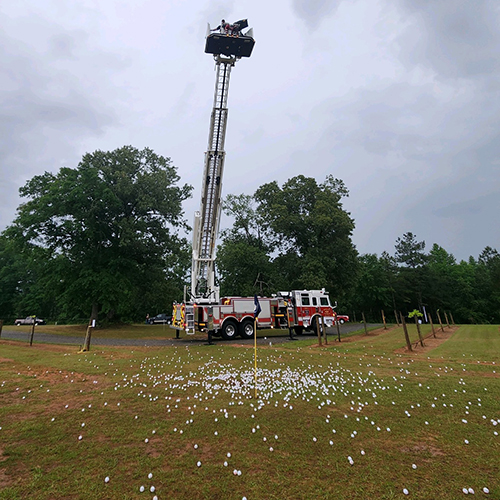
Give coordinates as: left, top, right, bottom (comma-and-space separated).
205, 33, 255, 58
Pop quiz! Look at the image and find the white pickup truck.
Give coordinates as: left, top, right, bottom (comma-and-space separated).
14, 316, 46, 326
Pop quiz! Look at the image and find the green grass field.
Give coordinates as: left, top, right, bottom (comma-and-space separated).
0, 324, 498, 499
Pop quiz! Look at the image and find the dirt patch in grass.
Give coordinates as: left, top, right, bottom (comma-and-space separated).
399, 442, 445, 457
0, 447, 14, 489
0, 358, 14, 363
0, 339, 74, 353
394, 327, 457, 356
336, 325, 399, 342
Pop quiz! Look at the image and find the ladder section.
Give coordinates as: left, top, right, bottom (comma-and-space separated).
191, 56, 236, 302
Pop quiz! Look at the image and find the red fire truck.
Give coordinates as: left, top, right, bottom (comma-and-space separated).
172, 289, 336, 340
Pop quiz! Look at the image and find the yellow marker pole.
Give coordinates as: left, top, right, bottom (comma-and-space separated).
254, 316, 258, 399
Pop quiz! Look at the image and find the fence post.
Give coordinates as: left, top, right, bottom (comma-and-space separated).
83, 324, 93, 351
415, 316, 424, 347
400, 312, 412, 351
336, 319, 341, 342
30, 322, 35, 346
381, 310, 387, 330
394, 310, 400, 326
428, 312, 436, 338
436, 310, 445, 332
443, 311, 450, 329
362, 312, 368, 335
449, 312, 456, 326
316, 317, 322, 347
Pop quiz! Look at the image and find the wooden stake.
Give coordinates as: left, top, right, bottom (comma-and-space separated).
322, 316, 327, 345
30, 321, 35, 346
83, 325, 93, 351
415, 316, 424, 347
428, 312, 436, 338
401, 312, 412, 351
449, 312, 456, 326
381, 310, 387, 329
436, 310, 445, 332
0, 320, 3, 339
394, 309, 400, 326
362, 312, 368, 335
443, 311, 450, 329
336, 318, 341, 342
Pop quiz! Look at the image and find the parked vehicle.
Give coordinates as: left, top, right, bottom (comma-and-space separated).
149, 313, 172, 325
336, 314, 349, 324
15, 316, 46, 326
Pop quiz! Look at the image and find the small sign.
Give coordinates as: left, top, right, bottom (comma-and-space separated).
91, 319, 96, 328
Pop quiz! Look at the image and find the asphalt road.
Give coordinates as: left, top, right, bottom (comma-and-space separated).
0, 324, 380, 347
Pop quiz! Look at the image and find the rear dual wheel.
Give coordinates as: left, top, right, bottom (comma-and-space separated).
221, 320, 239, 340
239, 319, 254, 339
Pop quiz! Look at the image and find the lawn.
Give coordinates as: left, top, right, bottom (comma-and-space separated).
0, 324, 498, 499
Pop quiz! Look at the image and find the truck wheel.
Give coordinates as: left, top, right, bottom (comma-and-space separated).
339, 319, 345, 324
239, 319, 254, 339
294, 326, 304, 335
221, 320, 238, 340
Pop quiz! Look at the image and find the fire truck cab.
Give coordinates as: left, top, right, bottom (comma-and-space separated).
280, 289, 336, 335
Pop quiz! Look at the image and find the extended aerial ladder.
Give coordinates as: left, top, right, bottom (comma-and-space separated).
189, 22, 255, 304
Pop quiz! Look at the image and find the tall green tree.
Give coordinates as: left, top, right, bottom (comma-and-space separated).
5, 146, 192, 322
218, 175, 358, 299
393, 232, 428, 309
254, 175, 358, 297
217, 194, 273, 296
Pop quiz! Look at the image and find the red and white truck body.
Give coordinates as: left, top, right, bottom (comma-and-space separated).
171, 289, 336, 340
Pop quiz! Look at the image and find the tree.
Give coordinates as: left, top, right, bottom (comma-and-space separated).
393, 232, 428, 310
5, 146, 192, 323
395, 232, 426, 268
217, 194, 273, 295
350, 253, 395, 320
254, 175, 358, 297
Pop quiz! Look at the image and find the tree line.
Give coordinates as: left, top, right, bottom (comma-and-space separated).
1, 147, 498, 325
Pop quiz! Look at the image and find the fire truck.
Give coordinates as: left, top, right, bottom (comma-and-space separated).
172, 289, 337, 339
170, 21, 336, 340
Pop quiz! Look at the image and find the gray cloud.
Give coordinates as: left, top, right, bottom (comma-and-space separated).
0, 15, 123, 228
395, 0, 500, 80
291, 0, 342, 29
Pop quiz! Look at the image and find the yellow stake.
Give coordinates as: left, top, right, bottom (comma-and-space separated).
254, 316, 258, 399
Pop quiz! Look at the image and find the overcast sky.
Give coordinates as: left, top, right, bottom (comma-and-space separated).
1, 0, 499, 261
